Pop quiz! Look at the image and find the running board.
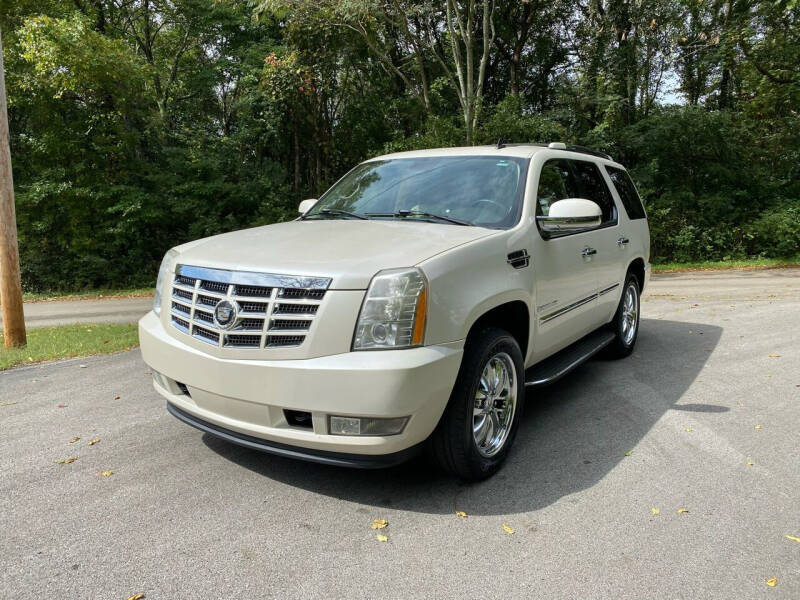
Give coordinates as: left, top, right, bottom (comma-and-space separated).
525, 329, 616, 388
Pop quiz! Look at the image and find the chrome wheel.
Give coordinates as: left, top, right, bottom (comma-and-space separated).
620, 282, 639, 346
472, 352, 518, 457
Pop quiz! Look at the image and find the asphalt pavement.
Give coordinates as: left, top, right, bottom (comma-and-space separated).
1, 269, 798, 599
2, 297, 154, 329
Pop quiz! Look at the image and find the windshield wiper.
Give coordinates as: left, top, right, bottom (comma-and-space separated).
366, 210, 472, 226
303, 208, 369, 221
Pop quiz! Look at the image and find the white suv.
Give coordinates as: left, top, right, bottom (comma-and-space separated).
139, 143, 650, 480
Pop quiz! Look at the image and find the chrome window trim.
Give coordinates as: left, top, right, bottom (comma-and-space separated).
176, 264, 332, 290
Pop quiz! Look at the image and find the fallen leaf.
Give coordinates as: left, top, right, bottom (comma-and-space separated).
766, 578, 777, 587
101, 471, 114, 477
502, 524, 515, 535
768, 353, 781, 358
755, 425, 762, 430
56, 457, 77, 464
738, 401, 745, 407
114, 395, 121, 400
746, 461, 754, 466
685, 428, 693, 433
651, 508, 660, 515
57, 404, 67, 408
785, 535, 800, 543
624, 450, 634, 456
677, 508, 689, 514
455, 511, 468, 518
126, 594, 145, 600
69, 437, 80, 443
88, 438, 101, 446
370, 519, 388, 530
375, 534, 388, 542
0, 401, 18, 407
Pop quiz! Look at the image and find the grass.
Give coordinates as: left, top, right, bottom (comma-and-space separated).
22, 287, 154, 302
0, 323, 140, 370
652, 256, 800, 273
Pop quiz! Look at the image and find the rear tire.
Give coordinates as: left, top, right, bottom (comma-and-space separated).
428, 327, 525, 481
606, 273, 640, 358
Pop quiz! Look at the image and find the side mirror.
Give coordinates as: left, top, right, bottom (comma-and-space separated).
298, 198, 318, 215
537, 198, 602, 233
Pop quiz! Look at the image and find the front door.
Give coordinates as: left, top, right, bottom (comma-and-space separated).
529, 158, 600, 361
570, 159, 624, 321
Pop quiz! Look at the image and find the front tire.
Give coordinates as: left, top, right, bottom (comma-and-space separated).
606, 273, 641, 358
429, 327, 525, 481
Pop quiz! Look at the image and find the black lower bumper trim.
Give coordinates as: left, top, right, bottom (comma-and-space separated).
167, 402, 422, 469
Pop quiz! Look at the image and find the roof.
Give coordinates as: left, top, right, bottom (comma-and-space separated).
372, 143, 616, 163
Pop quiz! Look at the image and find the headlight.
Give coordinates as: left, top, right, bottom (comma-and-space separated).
353, 268, 428, 350
152, 249, 178, 316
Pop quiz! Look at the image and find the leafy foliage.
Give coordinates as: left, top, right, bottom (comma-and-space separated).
3, 0, 799, 291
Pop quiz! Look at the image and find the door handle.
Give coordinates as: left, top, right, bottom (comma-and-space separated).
617, 236, 630, 247
581, 247, 597, 257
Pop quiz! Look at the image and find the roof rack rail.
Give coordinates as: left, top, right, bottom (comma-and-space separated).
492, 142, 612, 161
564, 145, 613, 161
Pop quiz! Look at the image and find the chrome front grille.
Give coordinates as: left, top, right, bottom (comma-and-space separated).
169, 264, 331, 349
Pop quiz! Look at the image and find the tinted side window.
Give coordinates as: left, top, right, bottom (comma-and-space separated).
606, 166, 646, 220
572, 160, 617, 225
536, 159, 581, 216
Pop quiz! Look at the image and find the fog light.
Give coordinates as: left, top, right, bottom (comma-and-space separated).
151, 370, 165, 389
329, 415, 409, 436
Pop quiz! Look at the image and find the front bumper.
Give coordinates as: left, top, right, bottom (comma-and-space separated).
167, 403, 424, 468
139, 312, 463, 460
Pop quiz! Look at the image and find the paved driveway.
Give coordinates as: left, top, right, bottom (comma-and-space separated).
1, 269, 798, 599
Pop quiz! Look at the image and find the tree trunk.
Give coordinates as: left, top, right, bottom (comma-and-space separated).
293, 119, 300, 193
510, 48, 520, 97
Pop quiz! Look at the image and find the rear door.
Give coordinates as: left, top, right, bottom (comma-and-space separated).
529, 158, 599, 360
599, 165, 649, 319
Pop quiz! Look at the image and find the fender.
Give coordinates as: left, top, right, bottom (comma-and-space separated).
418, 231, 535, 348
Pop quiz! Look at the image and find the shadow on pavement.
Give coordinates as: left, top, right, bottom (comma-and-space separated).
202, 318, 722, 515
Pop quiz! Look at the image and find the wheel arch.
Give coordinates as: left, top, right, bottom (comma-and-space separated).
464, 298, 530, 360
628, 257, 646, 292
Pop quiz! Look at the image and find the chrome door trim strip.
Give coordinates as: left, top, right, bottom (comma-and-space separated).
539, 282, 622, 324
176, 264, 332, 290
539, 293, 597, 324
598, 283, 620, 296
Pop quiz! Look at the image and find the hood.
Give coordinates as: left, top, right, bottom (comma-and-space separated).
174, 219, 498, 289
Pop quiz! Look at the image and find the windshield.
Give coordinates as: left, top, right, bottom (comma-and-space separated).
305, 156, 529, 229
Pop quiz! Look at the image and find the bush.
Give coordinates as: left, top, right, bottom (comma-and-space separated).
476, 96, 567, 144
618, 106, 792, 263
746, 203, 800, 258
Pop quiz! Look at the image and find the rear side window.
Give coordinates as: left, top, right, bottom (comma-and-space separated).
571, 160, 617, 225
535, 159, 581, 216
606, 166, 646, 220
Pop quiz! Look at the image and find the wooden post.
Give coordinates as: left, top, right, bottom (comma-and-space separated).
0, 28, 27, 348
